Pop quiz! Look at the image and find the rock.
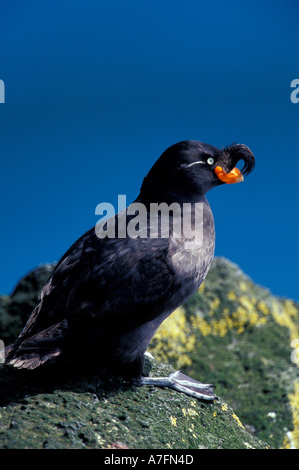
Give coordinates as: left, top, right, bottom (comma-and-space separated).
1, 257, 298, 448
0, 356, 268, 449
148, 257, 299, 449
0, 264, 55, 345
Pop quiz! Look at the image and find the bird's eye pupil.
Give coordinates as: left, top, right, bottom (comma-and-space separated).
207, 157, 214, 165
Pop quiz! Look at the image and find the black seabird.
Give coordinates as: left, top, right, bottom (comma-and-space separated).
5, 140, 255, 400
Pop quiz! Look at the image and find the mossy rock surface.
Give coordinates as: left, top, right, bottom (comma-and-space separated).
1, 258, 298, 448
149, 258, 299, 449
0, 357, 268, 449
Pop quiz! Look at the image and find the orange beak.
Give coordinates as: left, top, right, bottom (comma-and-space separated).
215, 166, 244, 184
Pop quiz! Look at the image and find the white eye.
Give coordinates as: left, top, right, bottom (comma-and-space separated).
207, 157, 214, 165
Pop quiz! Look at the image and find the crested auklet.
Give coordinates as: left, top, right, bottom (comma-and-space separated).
5, 140, 255, 400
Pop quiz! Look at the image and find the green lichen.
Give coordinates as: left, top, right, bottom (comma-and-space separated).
149, 257, 299, 449
0, 358, 269, 449
1, 257, 298, 449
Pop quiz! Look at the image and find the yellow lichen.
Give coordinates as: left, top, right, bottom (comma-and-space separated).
271, 299, 299, 342
149, 306, 196, 367
198, 282, 205, 292
182, 407, 199, 418
188, 422, 197, 438
283, 300, 298, 318
257, 300, 269, 315
227, 291, 237, 301
211, 318, 229, 337
240, 281, 248, 292
232, 413, 245, 429
239, 296, 254, 311
191, 316, 212, 336
170, 416, 177, 427
210, 297, 220, 312
148, 276, 299, 449
190, 293, 271, 338
281, 435, 291, 449
283, 383, 299, 449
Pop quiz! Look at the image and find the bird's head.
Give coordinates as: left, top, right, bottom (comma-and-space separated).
139, 140, 255, 203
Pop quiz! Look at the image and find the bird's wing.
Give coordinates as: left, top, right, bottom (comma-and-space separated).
15, 223, 177, 342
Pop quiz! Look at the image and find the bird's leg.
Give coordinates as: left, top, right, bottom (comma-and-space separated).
137, 370, 216, 401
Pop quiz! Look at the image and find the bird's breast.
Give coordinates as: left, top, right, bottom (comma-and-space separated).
167, 199, 215, 288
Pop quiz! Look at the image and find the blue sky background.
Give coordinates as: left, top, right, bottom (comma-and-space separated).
0, 0, 298, 301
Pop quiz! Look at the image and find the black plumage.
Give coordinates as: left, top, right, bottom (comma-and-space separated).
5, 140, 255, 399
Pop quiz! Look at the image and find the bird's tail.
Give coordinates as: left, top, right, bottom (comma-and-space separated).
4, 320, 67, 370
5, 344, 62, 370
